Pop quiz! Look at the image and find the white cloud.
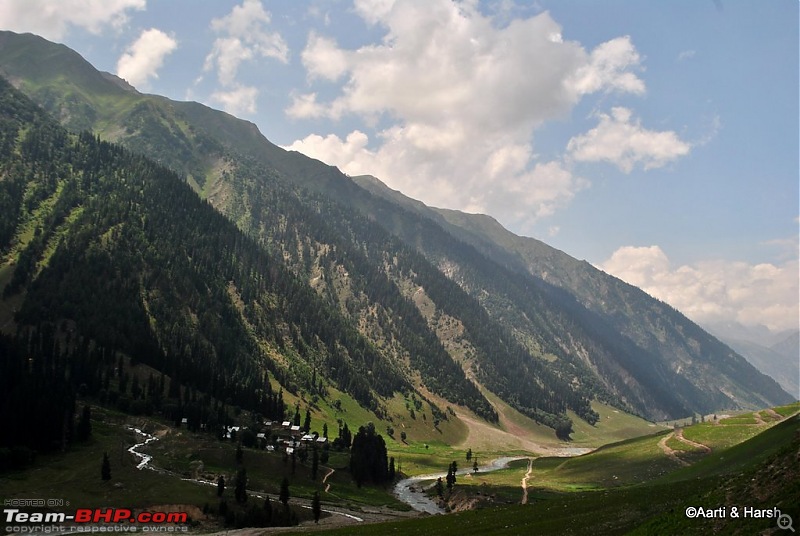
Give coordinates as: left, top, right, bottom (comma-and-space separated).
567, 107, 691, 172
0, 0, 145, 40
204, 0, 288, 85
201, 0, 288, 115
204, 37, 254, 87
210, 84, 259, 116
286, 92, 327, 119
286, 130, 373, 168
116, 28, 177, 89
301, 32, 348, 81
287, 0, 646, 229
598, 245, 800, 333
566, 36, 646, 96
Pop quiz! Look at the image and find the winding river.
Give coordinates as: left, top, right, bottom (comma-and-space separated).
128, 426, 591, 518
393, 449, 593, 514
392, 456, 529, 514
126, 427, 364, 522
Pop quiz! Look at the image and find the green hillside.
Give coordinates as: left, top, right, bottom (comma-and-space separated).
291, 406, 799, 535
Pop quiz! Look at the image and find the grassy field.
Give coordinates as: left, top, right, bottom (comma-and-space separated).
0, 408, 216, 510
3, 392, 795, 536
0, 403, 407, 526
526, 431, 676, 490
567, 402, 663, 447
284, 410, 800, 535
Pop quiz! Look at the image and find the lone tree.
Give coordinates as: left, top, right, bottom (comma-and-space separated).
217, 475, 225, 497
311, 446, 319, 480
234, 467, 247, 504
465, 448, 472, 462
312, 491, 321, 524
445, 461, 457, 492
349, 423, 389, 487
101, 452, 111, 481
279, 477, 290, 508
293, 407, 301, 427
262, 497, 272, 525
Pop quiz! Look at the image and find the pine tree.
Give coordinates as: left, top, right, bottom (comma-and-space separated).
311, 446, 319, 480
234, 467, 247, 504
303, 408, 311, 432
101, 452, 111, 481
279, 477, 290, 507
445, 461, 456, 492
293, 407, 301, 427
262, 497, 272, 524
312, 491, 321, 524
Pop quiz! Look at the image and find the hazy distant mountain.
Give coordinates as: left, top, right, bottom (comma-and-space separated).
771, 331, 799, 361
0, 30, 791, 432
704, 320, 798, 349
706, 324, 799, 399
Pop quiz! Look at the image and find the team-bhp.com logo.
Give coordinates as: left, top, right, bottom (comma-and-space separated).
5, 509, 188, 524
4, 508, 190, 532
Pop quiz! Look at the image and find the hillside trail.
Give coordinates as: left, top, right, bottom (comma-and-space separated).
322, 467, 335, 493
658, 432, 689, 467
674, 429, 711, 453
520, 458, 533, 504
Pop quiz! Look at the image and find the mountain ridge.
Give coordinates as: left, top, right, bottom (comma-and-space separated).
0, 30, 791, 432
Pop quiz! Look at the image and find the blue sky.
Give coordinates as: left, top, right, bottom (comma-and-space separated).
1, 0, 797, 334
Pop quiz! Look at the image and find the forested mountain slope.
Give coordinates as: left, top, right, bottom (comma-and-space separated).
0, 69, 594, 443
0, 31, 791, 429
0, 78, 408, 454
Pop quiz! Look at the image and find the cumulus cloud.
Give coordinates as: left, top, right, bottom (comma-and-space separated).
566, 36, 646, 96
202, 0, 287, 115
567, 107, 691, 172
116, 28, 177, 89
286, 92, 326, 119
285, 0, 648, 228
598, 245, 800, 333
301, 32, 348, 81
0, 0, 145, 40
210, 85, 259, 117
